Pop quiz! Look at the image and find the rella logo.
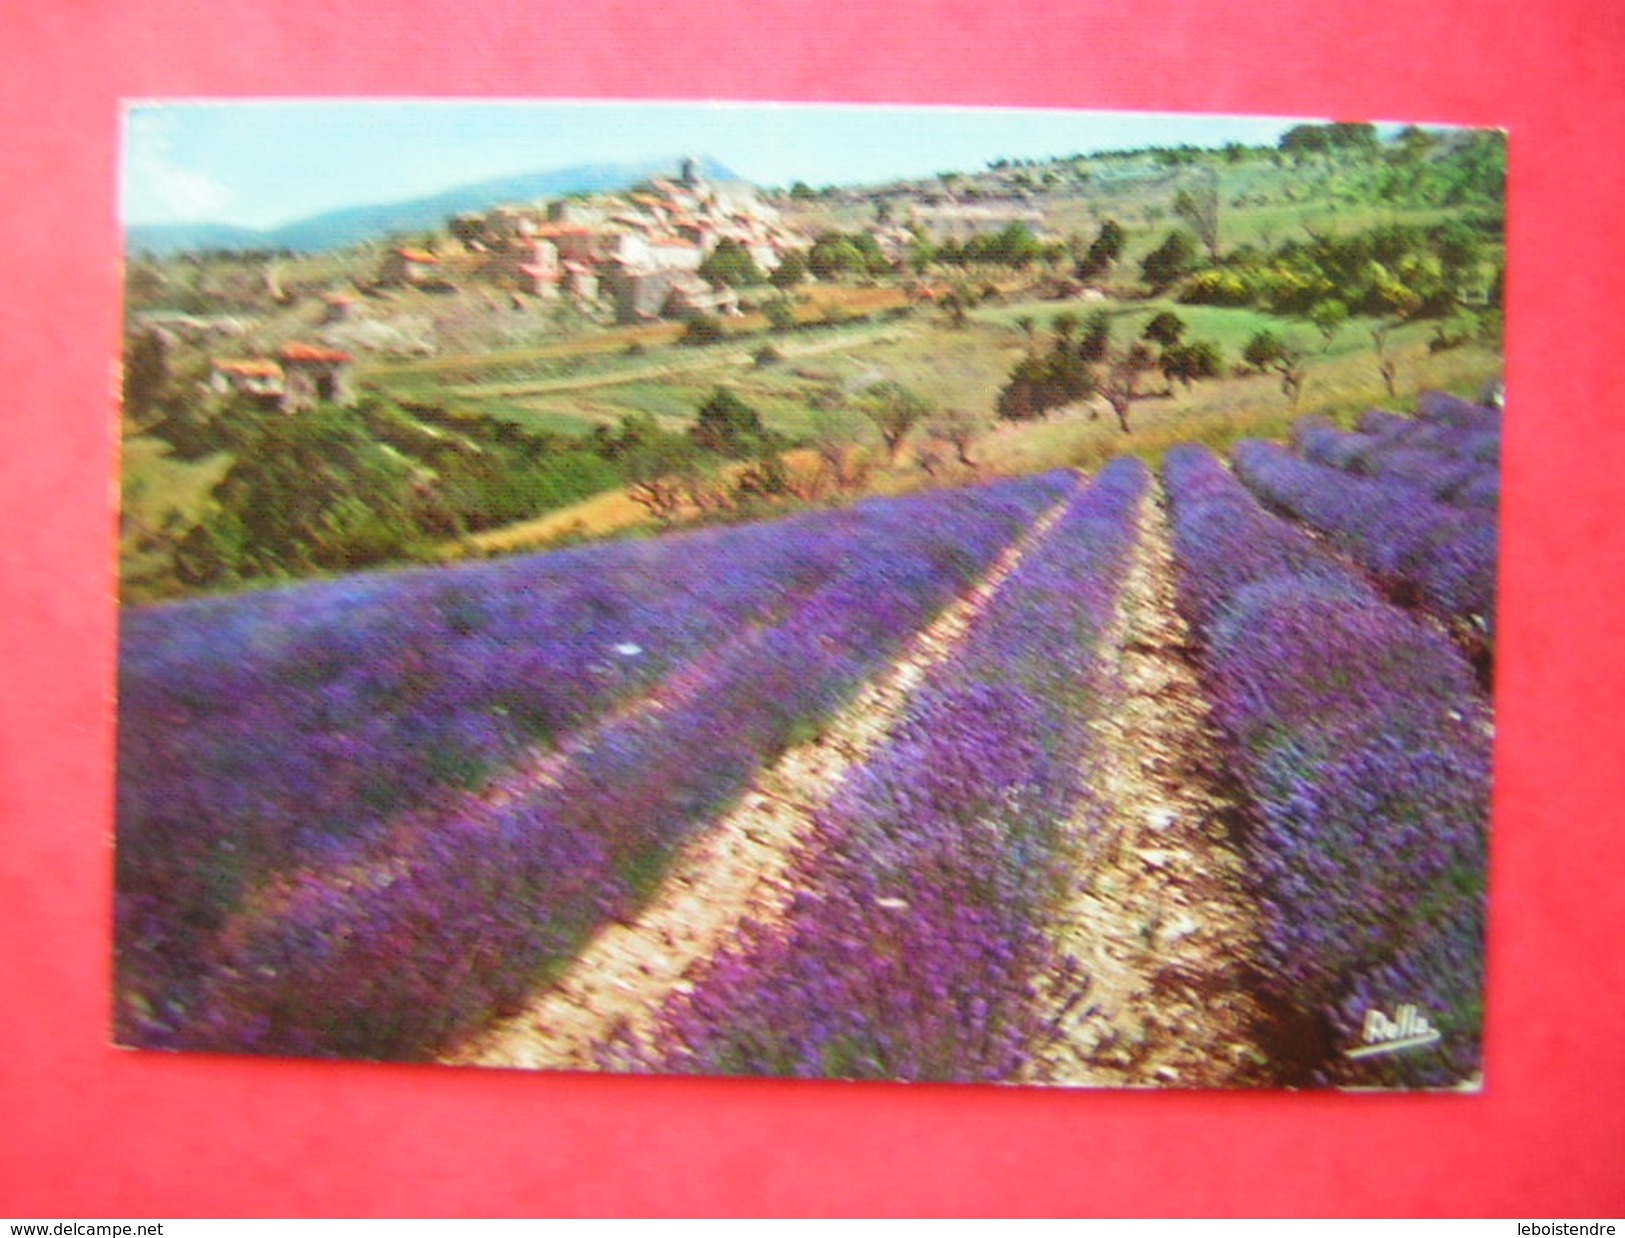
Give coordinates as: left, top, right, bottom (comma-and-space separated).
1344, 1004, 1442, 1059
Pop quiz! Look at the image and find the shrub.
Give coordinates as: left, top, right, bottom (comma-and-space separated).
680, 315, 726, 346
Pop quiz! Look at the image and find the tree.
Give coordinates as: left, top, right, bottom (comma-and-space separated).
928, 406, 986, 468
1077, 218, 1126, 280
768, 251, 806, 290
734, 451, 793, 502
698, 237, 765, 289
1140, 230, 1198, 292
812, 423, 867, 495
807, 233, 865, 281
986, 221, 1042, 268
180, 403, 431, 584
995, 339, 1095, 421
1142, 310, 1186, 347
680, 315, 726, 346
623, 432, 705, 523
1327, 122, 1379, 157
847, 231, 893, 277
1276, 337, 1310, 409
1243, 329, 1286, 373
122, 327, 173, 427
1308, 298, 1349, 351
1371, 321, 1400, 398
763, 297, 798, 333
861, 380, 933, 463
1098, 342, 1156, 434
1051, 309, 1081, 343
690, 388, 765, 457
1159, 339, 1223, 391
1434, 220, 1485, 301
1078, 310, 1112, 362
1172, 171, 1222, 263
1392, 125, 1438, 166
1243, 330, 1310, 408
1280, 123, 1333, 166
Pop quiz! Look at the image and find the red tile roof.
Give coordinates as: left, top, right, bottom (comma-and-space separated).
394, 247, 438, 263
213, 359, 282, 378
280, 342, 352, 364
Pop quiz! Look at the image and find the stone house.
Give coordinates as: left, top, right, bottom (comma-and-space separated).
484, 206, 542, 242
661, 272, 740, 320
599, 262, 673, 323
278, 343, 354, 411
497, 238, 561, 297
560, 261, 598, 302
209, 358, 283, 405
320, 292, 360, 324
536, 224, 596, 264
377, 246, 440, 287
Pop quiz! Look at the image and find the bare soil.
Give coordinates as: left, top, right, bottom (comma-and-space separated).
1024, 482, 1272, 1088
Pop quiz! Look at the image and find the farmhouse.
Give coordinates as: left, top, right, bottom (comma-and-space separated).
483, 205, 542, 242
209, 358, 283, 405
547, 199, 610, 229
598, 263, 678, 323
496, 238, 562, 297
320, 292, 360, 324
536, 224, 596, 264
378, 246, 440, 287
560, 260, 598, 302
278, 342, 354, 411
662, 271, 740, 320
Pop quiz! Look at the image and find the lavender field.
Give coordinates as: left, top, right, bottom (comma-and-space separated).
115, 394, 1498, 1088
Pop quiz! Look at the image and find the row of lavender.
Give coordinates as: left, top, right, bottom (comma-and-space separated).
118, 501, 919, 1048
1164, 444, 1489, 1086
615, 459, 1150, 1083
116, 471, 1075, 1058
1230, 398, 1498, 646
1294, 393, 1500, 514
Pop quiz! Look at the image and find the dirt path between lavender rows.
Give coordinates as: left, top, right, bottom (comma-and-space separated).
447, 475, 1277, 1084
443, 489, 1076, 1072
1025, 482, 1272, 1088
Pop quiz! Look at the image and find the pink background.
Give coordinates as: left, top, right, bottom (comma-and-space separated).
3, 0, 1622, 1217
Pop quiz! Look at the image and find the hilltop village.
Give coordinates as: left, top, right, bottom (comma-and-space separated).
141, 157, 1059, 408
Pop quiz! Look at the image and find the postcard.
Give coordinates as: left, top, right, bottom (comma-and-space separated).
114, 100, 1502, 1088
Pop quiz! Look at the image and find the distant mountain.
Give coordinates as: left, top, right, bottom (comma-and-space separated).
125, 221, 272, 255
126, 155, 741, 257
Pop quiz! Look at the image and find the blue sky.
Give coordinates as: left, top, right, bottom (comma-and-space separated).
122, 100, 1312, 229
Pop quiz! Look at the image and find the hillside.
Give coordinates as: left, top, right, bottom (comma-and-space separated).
120, 127, 1503, 606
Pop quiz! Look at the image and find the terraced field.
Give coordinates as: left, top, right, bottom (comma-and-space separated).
114, 392, 1497, 1089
